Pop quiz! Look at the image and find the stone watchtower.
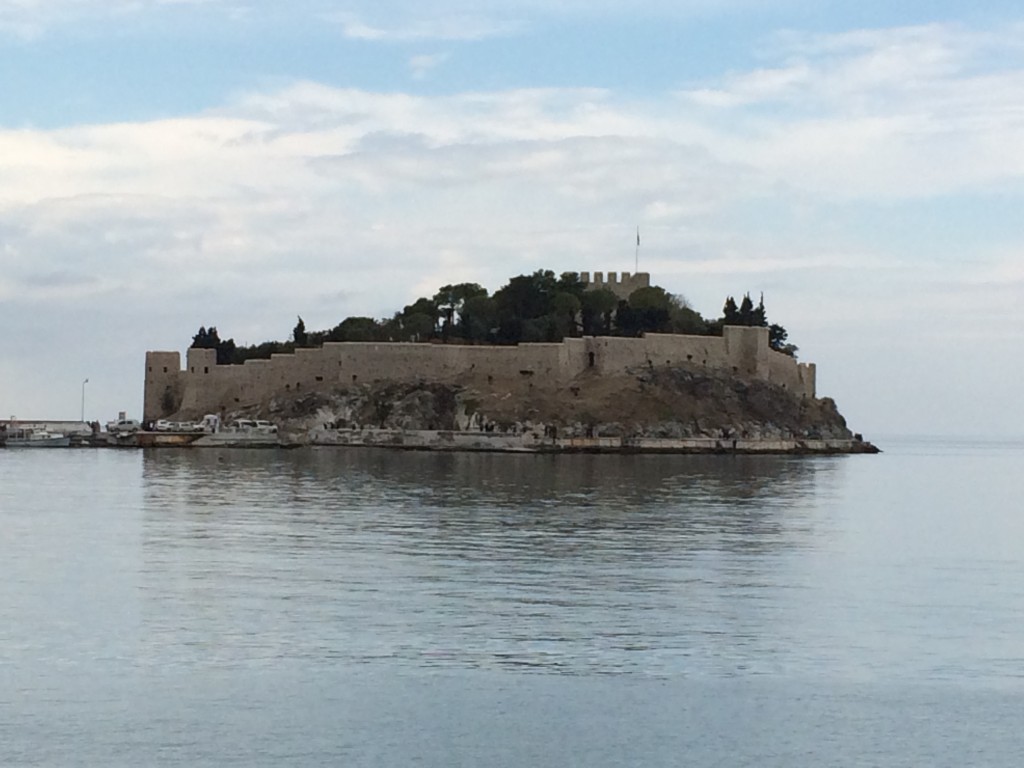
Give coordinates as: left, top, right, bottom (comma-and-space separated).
579, 271, 651, 301
143, 351, 184, 423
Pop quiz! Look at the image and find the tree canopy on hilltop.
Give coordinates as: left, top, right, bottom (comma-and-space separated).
190, 270, 796, 362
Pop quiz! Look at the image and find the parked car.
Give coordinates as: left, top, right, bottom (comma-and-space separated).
107, 418, 141, 435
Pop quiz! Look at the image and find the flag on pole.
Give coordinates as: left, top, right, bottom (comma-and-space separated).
635, 226, 640, 273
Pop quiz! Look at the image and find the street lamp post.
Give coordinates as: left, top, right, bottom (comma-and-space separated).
81, 378, 89, 423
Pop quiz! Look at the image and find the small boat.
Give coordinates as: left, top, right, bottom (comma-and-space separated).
4, 428, 72, 448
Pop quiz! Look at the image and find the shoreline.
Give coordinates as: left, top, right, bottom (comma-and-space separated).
54, 428, 879, 454
306, 428, 880, 455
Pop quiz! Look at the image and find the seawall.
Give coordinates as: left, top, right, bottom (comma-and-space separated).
309, 427, 877, 454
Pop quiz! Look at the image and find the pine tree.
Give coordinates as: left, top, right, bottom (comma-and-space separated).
293, 316, 308, 347
723, 296, 740, 324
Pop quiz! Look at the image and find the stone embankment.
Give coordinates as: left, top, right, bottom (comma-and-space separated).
307, 427, 874, 454
249, 362, 877, 454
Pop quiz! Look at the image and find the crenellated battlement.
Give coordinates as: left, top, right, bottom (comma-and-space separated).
579, 271, 650, 300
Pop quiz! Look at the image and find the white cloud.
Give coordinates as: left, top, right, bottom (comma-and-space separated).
409, 53, 450, 80
677, 23, 1024, 200
331, 13, 522, 42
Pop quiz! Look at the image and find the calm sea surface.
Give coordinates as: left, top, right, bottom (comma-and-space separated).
2, 439, 1023, 766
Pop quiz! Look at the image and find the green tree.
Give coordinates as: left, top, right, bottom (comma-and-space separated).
402, 312, 436, 341
551, 291, 582, 337
738, 293, 755, 325
292, 316, 308, 347
459, 294, 497, 342
402, 297, 439, 337
191, 326, 239, 364
191, 326, 219, 349
722, 297, 740, 324
628, 286, 672, 312
770, 323, 798, 356
752, 293, 767, 327
492, 271, 560, 343
580, 289, 618, 335
556, 271, 587, 298
434, 283, 487, 340
327, 317, 380, 342
669, 304, 708, 335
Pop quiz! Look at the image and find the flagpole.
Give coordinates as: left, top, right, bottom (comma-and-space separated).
635, 226, 640, 273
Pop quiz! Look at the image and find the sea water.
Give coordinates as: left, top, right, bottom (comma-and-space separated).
1, 440, 1022, 766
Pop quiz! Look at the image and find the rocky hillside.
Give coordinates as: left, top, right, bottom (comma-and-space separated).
254, 362, 861, 444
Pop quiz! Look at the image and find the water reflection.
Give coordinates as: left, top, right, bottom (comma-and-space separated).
138, 448, 847, 675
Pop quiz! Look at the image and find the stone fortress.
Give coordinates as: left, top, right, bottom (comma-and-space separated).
143, 271, 817, 423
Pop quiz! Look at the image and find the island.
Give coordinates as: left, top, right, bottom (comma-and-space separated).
143, 270, 877, 454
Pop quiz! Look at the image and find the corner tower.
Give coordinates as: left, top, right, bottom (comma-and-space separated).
143, 351, 183, 423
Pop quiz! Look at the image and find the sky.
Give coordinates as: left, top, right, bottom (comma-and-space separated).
2, 0, 1024, 439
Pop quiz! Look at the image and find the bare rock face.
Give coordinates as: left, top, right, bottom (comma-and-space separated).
254, 361, 860, 446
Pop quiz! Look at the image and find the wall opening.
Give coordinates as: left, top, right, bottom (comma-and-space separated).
204, 366, 209, 374
588, 352, 595, 368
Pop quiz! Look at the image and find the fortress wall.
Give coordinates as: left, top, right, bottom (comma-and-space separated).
765, 350, 804, 395
323, 342, 572, 386
723, 326, 770, 377
277, 348, 327, 391
562, 338, 589, 376
799, 363, 816, 399
448, 346, 518, 380
145, 326, 818, 420
643, 334, 729, 369
495, 343, 566, 379
212, 363, 252, 410
751, 346, 816, 399
333, 343, 458, 383
587, 333, 731, 374
465, 344, 569, 381
239, 358, 273, 406
176, 347, 277, 415
586, 336, 651, 373
178, 370, 226, 415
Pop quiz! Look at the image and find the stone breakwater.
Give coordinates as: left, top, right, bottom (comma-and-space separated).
307, 427, 879, 454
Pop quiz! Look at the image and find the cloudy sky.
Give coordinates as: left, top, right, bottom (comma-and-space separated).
2, 0, 1023, 438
